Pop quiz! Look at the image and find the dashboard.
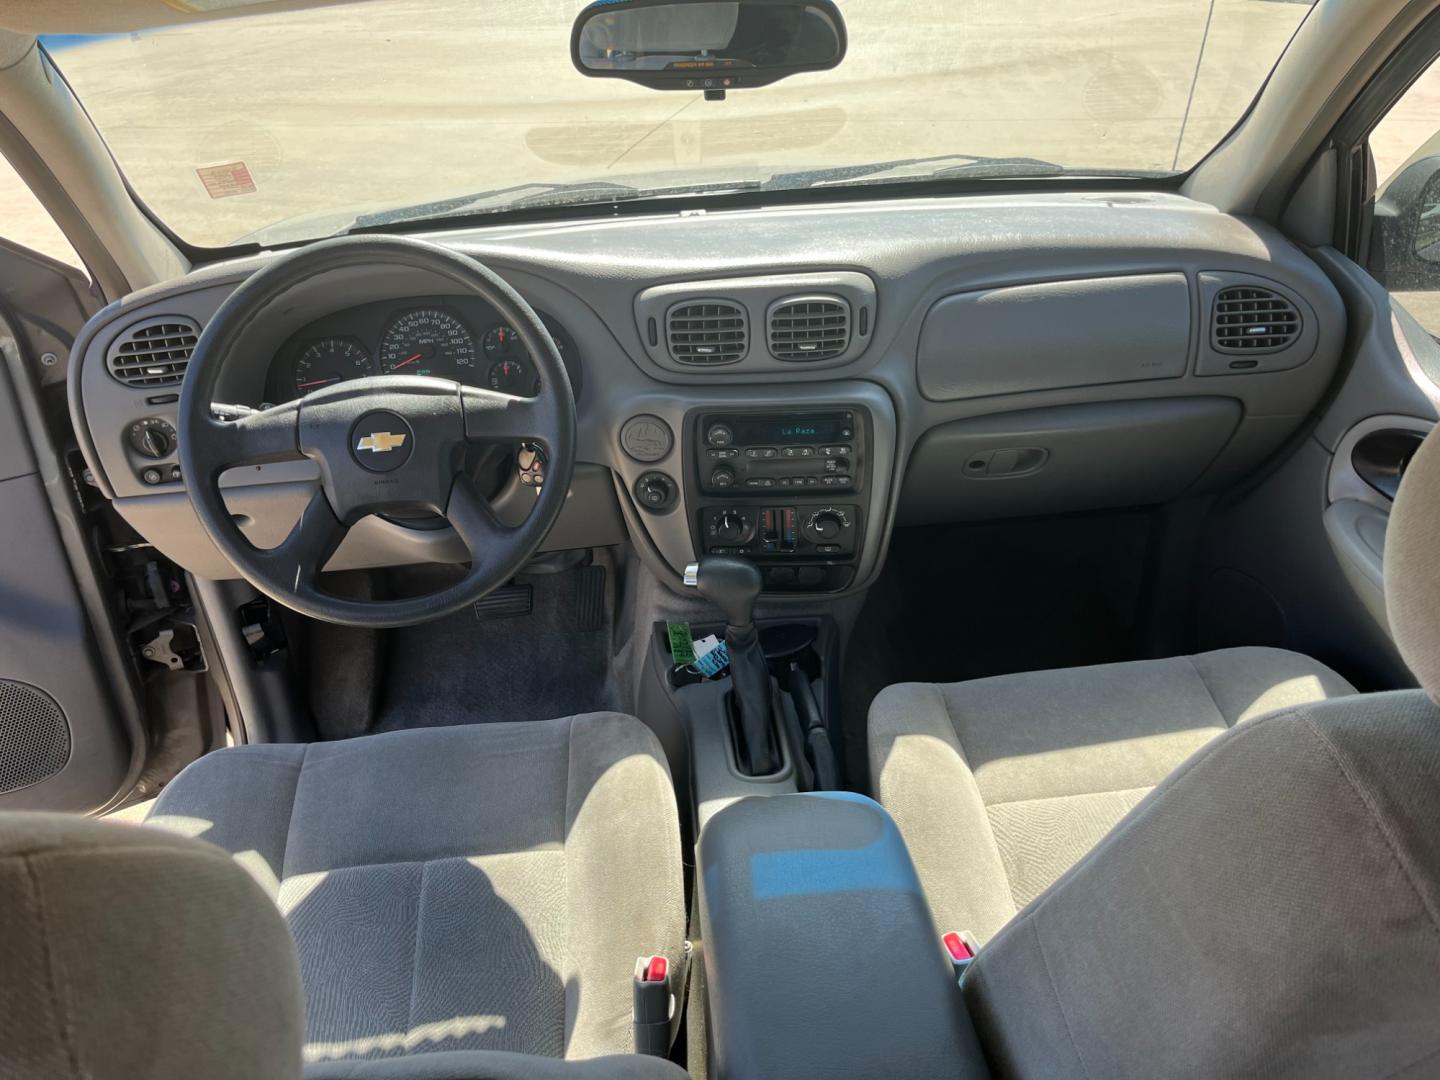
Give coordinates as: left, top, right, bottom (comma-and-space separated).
67, 191, 1350, 597
264, 295, 582, 403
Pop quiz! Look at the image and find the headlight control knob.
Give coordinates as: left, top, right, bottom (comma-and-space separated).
128, 418, 176, 459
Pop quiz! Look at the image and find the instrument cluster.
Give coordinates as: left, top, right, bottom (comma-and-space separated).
268, 295, 581, 403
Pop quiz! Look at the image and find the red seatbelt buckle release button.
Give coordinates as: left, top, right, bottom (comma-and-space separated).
632, 955, 673, 1056
943, 930, 978, 981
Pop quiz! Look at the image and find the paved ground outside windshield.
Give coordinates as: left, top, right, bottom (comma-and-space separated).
0, 0, 1434, 263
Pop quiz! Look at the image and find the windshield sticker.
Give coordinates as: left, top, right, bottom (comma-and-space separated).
196, 161, 257, 199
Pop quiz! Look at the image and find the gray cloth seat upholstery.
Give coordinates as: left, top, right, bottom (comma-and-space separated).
139, 713, 686, 1074
1, 811, 305, 1080
870, 646, 1357, 943
866, 424, 1440, 1077
960, 689, 1440, 1079
0, 809, 687, 1080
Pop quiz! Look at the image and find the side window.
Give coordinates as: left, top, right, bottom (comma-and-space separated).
1368, 62, 1440, 334
0, 154, 84, 270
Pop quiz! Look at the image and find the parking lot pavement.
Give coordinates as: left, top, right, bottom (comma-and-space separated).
0, 0, 1431, 264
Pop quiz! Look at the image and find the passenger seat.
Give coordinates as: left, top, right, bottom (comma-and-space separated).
868, 647, 1355, 942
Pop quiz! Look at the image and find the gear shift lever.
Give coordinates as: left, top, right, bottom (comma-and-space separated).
685, 556, 779, 775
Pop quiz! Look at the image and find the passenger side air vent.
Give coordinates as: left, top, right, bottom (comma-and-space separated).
666, 300, 747, 365
1211, 286, 1301, 352
106, 316, 200, 387
768, 295, 851, 362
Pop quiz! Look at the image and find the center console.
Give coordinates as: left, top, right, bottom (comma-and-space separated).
688, 408, 870, 592
698, 793, 992, 1079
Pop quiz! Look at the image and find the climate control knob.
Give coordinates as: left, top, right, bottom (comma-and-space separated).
803, 506, 851, 543
714, 509, 752, 544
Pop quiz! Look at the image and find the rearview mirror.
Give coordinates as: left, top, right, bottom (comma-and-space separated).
571, 0, 846, 96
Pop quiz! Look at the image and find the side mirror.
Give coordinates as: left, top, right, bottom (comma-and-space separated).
1371, 155, 1440, 287
571, 0, 846, 97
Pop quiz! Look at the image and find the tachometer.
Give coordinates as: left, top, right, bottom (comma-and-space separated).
293, 337, 372, 397
378, 308, 476, 380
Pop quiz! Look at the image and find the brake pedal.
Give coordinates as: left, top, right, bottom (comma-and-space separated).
472, 583, 533, 621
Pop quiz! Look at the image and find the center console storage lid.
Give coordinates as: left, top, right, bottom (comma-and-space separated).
698, 793, 990, 1080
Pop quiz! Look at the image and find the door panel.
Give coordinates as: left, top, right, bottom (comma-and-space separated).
1191, 251, 1437, 691
0, 241, 147, 812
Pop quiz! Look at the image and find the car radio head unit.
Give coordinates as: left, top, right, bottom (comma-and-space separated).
697, 410, 860, 494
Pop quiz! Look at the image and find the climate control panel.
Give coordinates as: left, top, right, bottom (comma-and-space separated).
700, 504, 859, 558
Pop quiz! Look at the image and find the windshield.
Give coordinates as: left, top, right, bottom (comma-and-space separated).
43, 0, 1315, 248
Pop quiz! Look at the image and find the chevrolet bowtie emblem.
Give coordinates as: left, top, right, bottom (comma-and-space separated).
356, 431, 407, 453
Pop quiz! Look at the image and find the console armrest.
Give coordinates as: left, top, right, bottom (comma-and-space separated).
698, 793, 991, 1080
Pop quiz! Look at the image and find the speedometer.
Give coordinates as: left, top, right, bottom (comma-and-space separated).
378, 308, 477, 380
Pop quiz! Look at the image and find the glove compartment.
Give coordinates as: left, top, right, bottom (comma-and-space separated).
898, 398, 1242, 524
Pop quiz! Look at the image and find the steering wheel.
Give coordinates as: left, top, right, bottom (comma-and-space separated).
177, 236, 576, 628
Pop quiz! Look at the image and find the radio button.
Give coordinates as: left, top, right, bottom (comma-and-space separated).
745, 446, 779, 459
820, 445, 851, 457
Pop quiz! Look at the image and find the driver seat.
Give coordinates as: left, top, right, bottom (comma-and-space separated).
24, 712, 686, 1077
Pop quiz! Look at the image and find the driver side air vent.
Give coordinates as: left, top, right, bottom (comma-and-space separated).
768, 296, 851, 362
106, 316, 200, 387
1212, 286, 1301, 353
666, 300, 747, 365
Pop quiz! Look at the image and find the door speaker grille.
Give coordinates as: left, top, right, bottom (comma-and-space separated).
0, 680, 70, 795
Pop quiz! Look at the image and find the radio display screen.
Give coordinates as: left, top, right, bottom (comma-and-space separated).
731, 413, 851, 445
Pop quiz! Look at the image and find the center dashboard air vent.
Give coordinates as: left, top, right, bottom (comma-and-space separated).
768, 295, 851, 362
635, 271, 875, 373
1212, 286, 1301, 353
106, 316, 200, 387
666, 300, 748, 365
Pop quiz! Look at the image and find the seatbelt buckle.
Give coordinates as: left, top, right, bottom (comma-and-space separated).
632, 954, 673, 1056
943, 930, 979, 983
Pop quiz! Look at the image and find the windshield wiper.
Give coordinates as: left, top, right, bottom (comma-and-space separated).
768, 154, 1077, 190
262, 153, 1142, 244
345, 177, 766, 235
